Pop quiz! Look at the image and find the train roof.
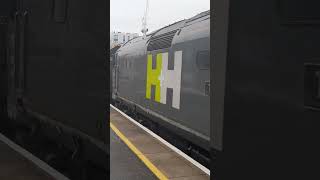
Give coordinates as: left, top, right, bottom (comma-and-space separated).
186, 10, 210, 22
110, 45, 121, 56
118, 10, 210, 50
148, 10, 210, 37
146, 10, 210, 51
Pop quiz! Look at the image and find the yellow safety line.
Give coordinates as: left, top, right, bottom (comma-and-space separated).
110, 122, 168, 180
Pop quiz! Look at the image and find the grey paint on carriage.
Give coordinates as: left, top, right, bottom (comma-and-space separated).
112, 11, 210, 149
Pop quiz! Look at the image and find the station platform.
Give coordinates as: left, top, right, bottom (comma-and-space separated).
110, 105, 210, 180
111, 128, 157, 180
0, 133, 69, 180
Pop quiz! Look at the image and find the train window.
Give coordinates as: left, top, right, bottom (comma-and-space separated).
204, 81, 210, 96
304, 64, 320, 110
196, 51, 210, 70
53, 0, 68, 23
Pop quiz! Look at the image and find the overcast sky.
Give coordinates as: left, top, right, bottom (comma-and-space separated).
110, 0, 210, 35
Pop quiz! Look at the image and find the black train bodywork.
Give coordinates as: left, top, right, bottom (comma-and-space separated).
3, 0, 108, 171
0, 0, 16, 126
112, 11, 210, 154
212, 0, 320, 179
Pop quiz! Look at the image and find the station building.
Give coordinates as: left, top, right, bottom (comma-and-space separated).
110, 31, 139, 48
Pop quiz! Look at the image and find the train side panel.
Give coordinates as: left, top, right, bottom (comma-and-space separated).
7, 0, 108, 144
115, 13, 210, 150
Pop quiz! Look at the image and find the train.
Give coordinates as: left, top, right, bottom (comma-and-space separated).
111, 10, 210, 165
1, 0, 108, 179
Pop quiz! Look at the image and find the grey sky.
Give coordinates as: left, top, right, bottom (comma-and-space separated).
111, 0, 210, 34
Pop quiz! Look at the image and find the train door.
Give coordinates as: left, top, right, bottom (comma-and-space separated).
113, 52, 119, 97
110, 54, 113, 99
0, 13, 9, 121
1, 1, 18, 121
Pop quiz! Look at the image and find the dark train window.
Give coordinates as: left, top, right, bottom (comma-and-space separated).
205, 81, 210, 96
53, 0, 68, 23
304, 64, 320, 110
196, 51, 210, 70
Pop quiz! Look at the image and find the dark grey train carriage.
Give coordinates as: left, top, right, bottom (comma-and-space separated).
212, 0, 320, 179
1, 0, 108, 179
111, 10, 210, 165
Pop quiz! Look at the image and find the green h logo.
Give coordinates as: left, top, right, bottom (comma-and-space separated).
146, 53, 162, 102
145, 51, 183, 109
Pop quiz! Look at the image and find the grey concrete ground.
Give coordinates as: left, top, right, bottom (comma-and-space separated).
110, 107, 209, 180
0, 140, 55, 180
110, 129, 156, 180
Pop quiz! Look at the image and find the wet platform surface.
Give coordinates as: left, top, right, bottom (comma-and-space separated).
0, 134, 68, 180
110, 106, 210, 180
